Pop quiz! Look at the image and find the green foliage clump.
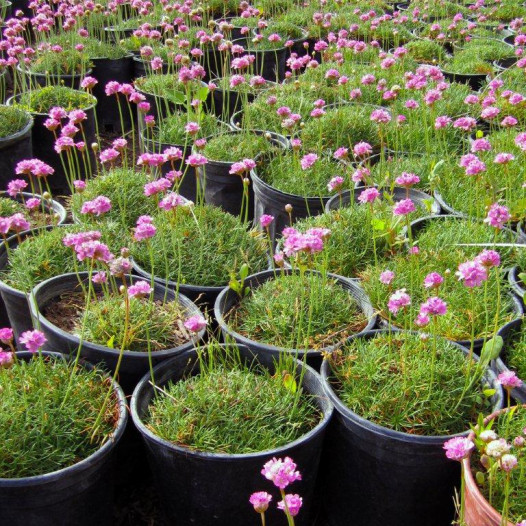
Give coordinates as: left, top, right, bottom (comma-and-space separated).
154, 112, 225, 146
328, 332, 490, 435
405, 40, 448, 64
230, 272, 368, 349
0, 196, 25, 216
131, 204, 268, 287
203, 132, 276, 161
17, 87, 95, 113
506, 329, 526, 388
147, 345, 320, 453
28, 50, 89, 75
0, 105, 31, 138
0, 357, 117, 478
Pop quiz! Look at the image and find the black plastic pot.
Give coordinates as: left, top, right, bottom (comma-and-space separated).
28, 272, 206, 393
131, 343, 333, 525
440, 68, 490, 91
92, 55, 135, 133
199, 47, 229, 82
251, 165, 330, 245
7, 93, 97, 194
17, 65, 93, 91
232, 38, 288, 82
0, 110, 33, 191
319, 329, 504, 526
508, 266, 526, 304
139, 130, 196, 202
325, 187, 441, 215
200, 130, 288, 220
0, 350, 128, 526
209, 79, 269, 121
493, 56, 518, 71
0, 226, 57, 344
214, 268, 377, 370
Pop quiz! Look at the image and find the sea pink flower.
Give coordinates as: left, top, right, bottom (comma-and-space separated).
420, 296, 447, 316
494, 153, 514, 164
261, 457, 301, 490
415, 313, 430, 327
100, 148, 120, 164
353, 141, 373, 158
500, 454, 518, 472
75, 241, 113, 263
92, 271, 107, 284
144, 178, 171, 196
379, 270, 395, 285
0, 328, 13, 343
300, 153, 318, 170
471, 138, 491, 153
277, 494, 303, 517
128, 281, 153, 299
388, 289, 411, 315
434, 116, 451, 129
19, 329, 47, 353
370, 108, 391, 124
260, 214, 274, 228
184, 315, 207, 333
497, 371, 523, 389
159, 192, 186, 211
456, 260, 488, 288
484, 203, 510, 229
0, 351, 14, 367
443, 437, 474, 461
475, 250, 500, 268
81, 196, 112, 216
25, 198, 41, 210
249, 492, 272, 514
424, 272, 444, 289
134, 220, 156, 241
185, 154, 207, 167
358, 187, 380, 204
395, 172, 420, 187
73, 180, 86, 192
8, 213, 30, 233
80, 76, 98, 89
333, 147, 349, 160
327, 176, 344, 192
7, 179, 28, 197
393, 199, 416, 216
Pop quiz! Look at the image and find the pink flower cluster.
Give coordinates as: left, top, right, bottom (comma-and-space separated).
281, 226, 331, 257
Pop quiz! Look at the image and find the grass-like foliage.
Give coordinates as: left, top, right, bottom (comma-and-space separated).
506, 328, 526, 385
154, 112, 224, 145
131, 204, 268, 287
28, 49, 89, 75
71, 168, 157, 229
17, 86, 95, 113
328, 332, 491, 435
78, 295, 191, 351
405, 40, 448, 64
0, 356, 117, 478
146, 343, 320, 453
0, 105, 30, 138
230, 272, 368, 349
203, 132, 277, 162
0, 196, 25, 216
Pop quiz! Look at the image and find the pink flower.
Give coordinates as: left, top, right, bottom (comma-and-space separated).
230, 159, 256, 175
0, 328, 13, 343
260, 214, 274, 228
388, 289, 411, 315
475, 250, 500, 268
456, 260, 488, 288
443, 437, 474, 461
25, 198, 41, 210
75, 241, 113, 263
261, 457, 301, 490
144, 178, 172, 196
134, 219, 156, 241
395, 172, 420, 187
370, 109, 391, 124
497, 371, 522, 389
424, 272, 444, 289
379, 270, 395, 285
128, 281, 153, 299
80, 76, 98, 90
358, 187, 380, 204
414, 313, 430, 327
300, 153, 318, 170
109, 257, 132, 276
81, 196, 112, 216
471, 138, 491, 153
494, 153, 514, 165
184, 315, 207, 333
484, 203, 510, 229
420, 296, 447, 316
327, 176, 344, 193
277, 494, 303, 517
159, 192, 186, 211
185, 154, 207, 167
100, 148, 120, 164
8, 213, 30, 233
434, 116, 451, 129
333, 147, 348, 160
393, 199, 416, 216
19, 329, 47, 353
515, 132, 526, 151
353, 141, 373, 158
7, 179, 28, 197
73, 180, 86, 192
105, 81, 121, 96
453, 117, 477, 132
92, 271, 107, 284
500, 454, 518, 472
249, 492, 272, 514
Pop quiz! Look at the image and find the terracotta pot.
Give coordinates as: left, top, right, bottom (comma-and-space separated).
462, 405, 526, 526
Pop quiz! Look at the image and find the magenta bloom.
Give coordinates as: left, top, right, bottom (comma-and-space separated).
395, 172, 420, 187
75, 241, 113, 263
414, 313, 430, 327
0, 328, 13, 343
475, 250, 500, 268
420, 297, 447, 317
73, 180, 86, 192
357, 187, 380, 204
392, 198, 416, 216
128, 281, 153, 299
184, 315, 207, 333
497, 371, 523, 390
423, 272, 444, 289
0, 351, 14, 367
387, 289, 411, 315
100, 148, 120, 164
262, 457, 302, 490
494, 153, 514, 165
8, 213, 30, 233
456, 260, 488, 288
249, 492, 272, 514
81, 196, 112, 216
20, 330, 47, 353
144, 178, 172, 197
500, 454, 518, 472
379, 270, 395, 285
370, 108, 391, 124
185, 154, 208, 167
353, 141, 373, 158
80, 76, 98, 89
134, 221, 156, 242
443, 437, 474, 461
277, 494, 303, 517
484, 203, 511, 229
327, 176, 344, 193
159, 192, 186, 211
260, 214, 274, 228
7, 179, 28, 197
92, 271, 107, 284
300, 153, 318, 170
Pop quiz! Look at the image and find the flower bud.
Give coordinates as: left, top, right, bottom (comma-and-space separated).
285, 204, 293, 213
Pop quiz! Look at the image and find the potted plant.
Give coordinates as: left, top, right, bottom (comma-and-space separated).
0, 105, 33, 190
130, 341, 333, 525
320, 329, 504, 526
0, 338, 128, 525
